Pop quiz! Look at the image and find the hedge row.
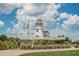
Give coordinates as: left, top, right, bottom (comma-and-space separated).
20, 44, 71, 50
0, 41, 20, 50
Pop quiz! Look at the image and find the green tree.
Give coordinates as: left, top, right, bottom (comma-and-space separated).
0, 34, 8, 41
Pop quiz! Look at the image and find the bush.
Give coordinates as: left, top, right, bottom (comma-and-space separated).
9, 43, 17, 49
0, 35, 21, 49
73, 44, 79, 48
3, 42, 9, 49
20, 43, 31, 50
4, 41, 17, 49
0, 41, 8, 50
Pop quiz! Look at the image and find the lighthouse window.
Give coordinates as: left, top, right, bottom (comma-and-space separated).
36, 35, 39, 37
37, 29, 39, 32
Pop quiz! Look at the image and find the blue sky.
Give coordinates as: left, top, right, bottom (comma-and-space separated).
59, 3, 79, 15
59, 3, 79, 29
0, 3, 79, 40
0, 9, 16, 34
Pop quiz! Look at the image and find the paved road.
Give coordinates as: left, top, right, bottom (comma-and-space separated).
0, 48, 79, 56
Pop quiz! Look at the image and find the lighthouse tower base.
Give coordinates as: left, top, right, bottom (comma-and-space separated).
34, 27, 43, 39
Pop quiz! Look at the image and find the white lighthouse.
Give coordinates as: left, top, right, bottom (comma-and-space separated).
34, 19, 44, 39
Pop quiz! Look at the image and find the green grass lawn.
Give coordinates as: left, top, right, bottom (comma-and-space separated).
20, 50, 79, 56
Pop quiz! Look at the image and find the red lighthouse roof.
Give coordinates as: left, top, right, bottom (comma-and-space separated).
36, 19, 43, 24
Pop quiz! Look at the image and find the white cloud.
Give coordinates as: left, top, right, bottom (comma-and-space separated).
0, 3, 20, 14
42, 4, 60, 21
6, 27, 11, 33
16, 3, 61, 22
59, 12, 69, 20
61, 14, 79, 29
0, 20, 4, 27
22, 4, 48, 16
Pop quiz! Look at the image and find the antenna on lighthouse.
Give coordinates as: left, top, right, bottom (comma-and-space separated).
27, 19, 30, 40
